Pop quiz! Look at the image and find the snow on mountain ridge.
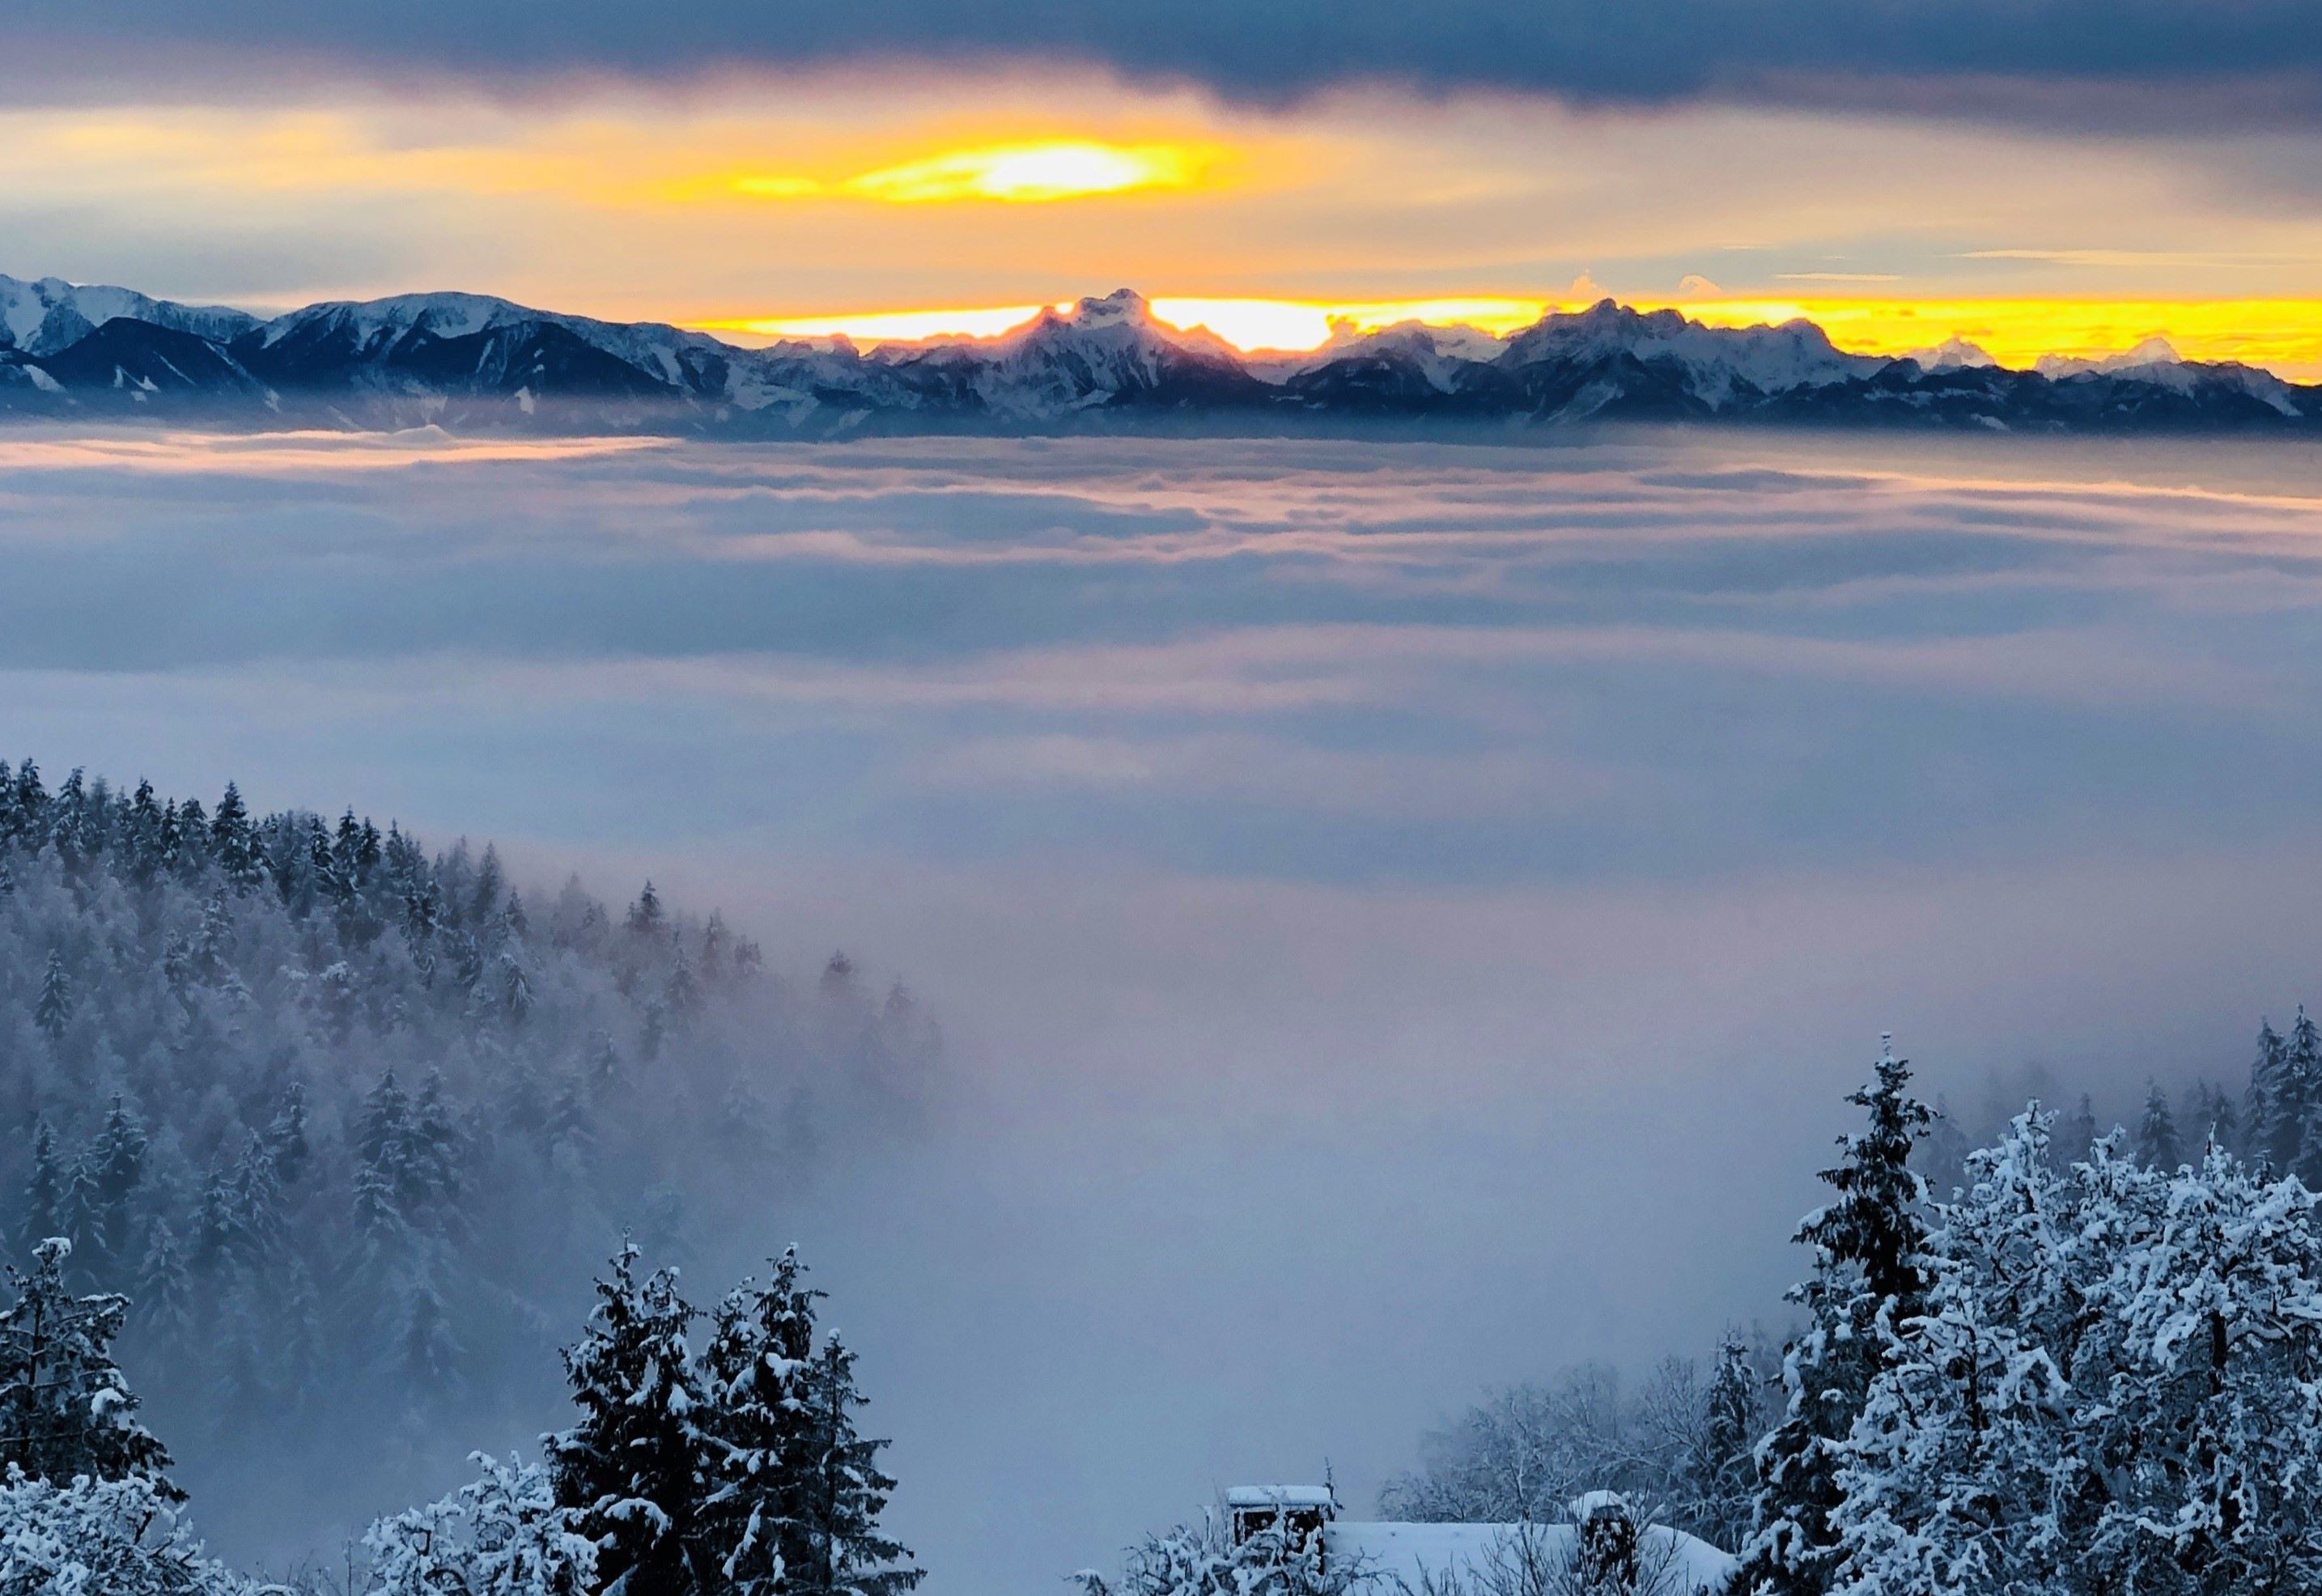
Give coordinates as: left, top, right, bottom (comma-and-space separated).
1904, 336, 1998, 372
1257, 320, 1510, 390
2034, 336, 2303, 416
0, 272, 259, 357
3, 270, 2316, 431
1500, 299, 1886, 409
877, 288, 1263, 418
2035, 337, 2183, 378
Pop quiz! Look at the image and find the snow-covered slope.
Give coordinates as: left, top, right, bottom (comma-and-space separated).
0, 272, 258, 357
1904, 336, 1997, 372
1259, 320, 1508, 387
1266, 322, 1510, 410
877, 290, 1267, 418
1498, 300, 1887, 412
2036, 337, 2303, 417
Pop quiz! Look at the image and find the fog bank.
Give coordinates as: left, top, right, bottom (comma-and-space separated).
5, 427, 2320, 1591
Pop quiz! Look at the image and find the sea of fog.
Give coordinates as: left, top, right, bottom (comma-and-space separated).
7, 425, 2322, 1591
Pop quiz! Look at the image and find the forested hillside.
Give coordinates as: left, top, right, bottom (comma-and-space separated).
0, 759, 936, 1536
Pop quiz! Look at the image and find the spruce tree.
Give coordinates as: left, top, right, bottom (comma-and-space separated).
20, 1121, 65, 1254
1693, 1331, 1763, 1552
35, 949, 72, 1042
696, 1247, 822, 1596
1742, 1038, 1932, 1596
793, 1333, 921, 1596
2058, 1093, 2099, 1165
399, 1260, 461, 1394
210, 782, 263, 890
546, 1243, 711, 1596
2137, 1083, 2182, 1171
2246, 1019, 2286, 1168
133, 1218, 195, 1355
2294, 1009, 2322, 1191
0, 1237, 176, 1495
266, 1080, 311, 1189
627, 883, 665, 937
87, 1096, 148, 1271
2266, 1009, 2320, 1178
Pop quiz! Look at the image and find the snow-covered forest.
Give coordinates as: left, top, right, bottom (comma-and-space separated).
1102, 1032, 2322, 1596
0, 759, 939, 1554
19, 759, 2322, 1594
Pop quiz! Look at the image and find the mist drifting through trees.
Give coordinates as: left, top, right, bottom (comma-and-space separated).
0, 758, 940, 1557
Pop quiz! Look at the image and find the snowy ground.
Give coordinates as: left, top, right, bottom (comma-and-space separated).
6, 426, 2322, 1590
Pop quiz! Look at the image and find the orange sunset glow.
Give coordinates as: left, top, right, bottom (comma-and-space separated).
8, 77, 2322, 378
703, 295, 2322, 378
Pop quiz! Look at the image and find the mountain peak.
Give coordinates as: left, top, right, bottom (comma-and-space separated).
2037, 336, 2185, 379
1070, 288, 1150, 325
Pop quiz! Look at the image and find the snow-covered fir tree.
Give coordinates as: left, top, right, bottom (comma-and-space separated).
694, 1249, 821, 1596
545, 1244, 711, 1595
531, 1242, 916, 1596
1742, 1038, 1932, 1596
0, 1237, 175, 1495
791, 1333, 921, 1596
2245, 1019, 2286, 1165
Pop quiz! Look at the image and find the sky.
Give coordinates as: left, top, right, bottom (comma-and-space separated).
6, 427, 2322, 1588
7, 2, 2322, 371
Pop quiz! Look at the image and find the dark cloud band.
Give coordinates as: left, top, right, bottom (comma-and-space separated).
11, 0, 2322, 127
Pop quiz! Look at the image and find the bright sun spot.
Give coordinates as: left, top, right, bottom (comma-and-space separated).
734, 140, 1208, 205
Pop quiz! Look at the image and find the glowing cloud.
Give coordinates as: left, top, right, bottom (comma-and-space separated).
735, 140, 1211, 205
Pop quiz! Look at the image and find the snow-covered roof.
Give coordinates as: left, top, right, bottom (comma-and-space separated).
1327, 1522, 1735, 1596
1226, 1485, 1338, 1509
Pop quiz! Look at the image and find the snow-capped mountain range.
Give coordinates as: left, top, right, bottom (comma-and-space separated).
2, 271, 2316, 435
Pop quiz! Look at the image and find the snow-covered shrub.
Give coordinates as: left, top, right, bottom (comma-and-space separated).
362, 1454, 594, 1596
1457, 1517, 1704, 1596
1078, 1514, 1366, 1596
0, 1467, 251, 1596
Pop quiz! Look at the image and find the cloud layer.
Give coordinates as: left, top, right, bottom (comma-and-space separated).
11, 1, 2322, 129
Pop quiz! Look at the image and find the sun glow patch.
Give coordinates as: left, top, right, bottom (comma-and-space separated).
733, 140, 1209, 206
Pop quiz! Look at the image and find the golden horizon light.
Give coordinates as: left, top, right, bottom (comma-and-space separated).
699, 295, 2322, 378
733, 139, 1213, 205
